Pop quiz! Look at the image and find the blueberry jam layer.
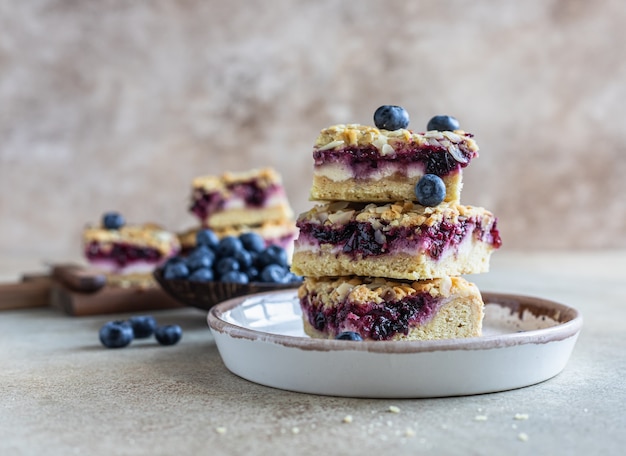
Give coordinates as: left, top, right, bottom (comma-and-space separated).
190, 181, 281, 221
313, 143, 476, 177
297, 217, 499, 260
302, 293, 442, 341
85, 242, 163, 267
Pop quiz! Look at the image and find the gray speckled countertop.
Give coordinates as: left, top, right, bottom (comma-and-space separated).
1, 251, 624, 456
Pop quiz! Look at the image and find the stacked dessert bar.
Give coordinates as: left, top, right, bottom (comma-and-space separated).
291, 107, 502, 341
183, 167, 298, 255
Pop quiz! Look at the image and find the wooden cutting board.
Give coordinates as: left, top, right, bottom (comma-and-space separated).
0, 264, 183, 316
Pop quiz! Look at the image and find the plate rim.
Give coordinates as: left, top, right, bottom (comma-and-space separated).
207, 290, 583, 354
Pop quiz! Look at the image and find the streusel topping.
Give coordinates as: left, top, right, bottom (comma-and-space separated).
192, 167, 283, 191
314, 124, 478, 159
297, 201, 492, 228
299, 276, 475, 307
83, 224, 180, 254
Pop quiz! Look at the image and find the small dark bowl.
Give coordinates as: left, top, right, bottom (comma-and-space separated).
153, 267, 301, 310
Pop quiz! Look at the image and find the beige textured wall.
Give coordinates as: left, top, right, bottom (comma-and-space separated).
1, 0, 625, 260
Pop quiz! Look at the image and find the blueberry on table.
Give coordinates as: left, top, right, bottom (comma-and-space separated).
163, 261, 190, 280
335, 331, 363, 341
414, 174, 446, 207
216, 236, 244, 258
239, 232, 266, 253
102, 212, 125, 230
196, 229, 220, 250
128, 315, 157, 339
426, 115, 460, 132
99, 321, 134, 348
373, 105, 410, 131
220, 271, 249, 284
154, 325, 183, 346
188, 267, 214, 282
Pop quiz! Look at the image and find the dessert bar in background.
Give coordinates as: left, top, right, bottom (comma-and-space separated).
178, 219, 297, 257
189, 168, 293, 228
183, 167, 297, 257
83, 212, 180, 275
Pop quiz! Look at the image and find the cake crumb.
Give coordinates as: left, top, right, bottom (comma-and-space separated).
514, 413, 529, 420
388, 405, 401, 414
291, 427, 300, 434
342, 415, 353, 424
215, 426, 227, 435
474, 415, 488, 421
518, 432, 529, 442
405, 428, 416, 437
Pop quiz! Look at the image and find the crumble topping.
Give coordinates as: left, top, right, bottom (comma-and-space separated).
83, 224, 180, 254
299, 276, 473, 308
177, 219, 297, 247
314, 124, 478, 158
192, 167, 283, 191
297, 201, 493, 229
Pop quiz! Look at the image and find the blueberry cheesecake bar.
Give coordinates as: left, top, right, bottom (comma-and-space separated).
178, 219, 298, 258
83, 212, 181, 274
291, 200, 501, 281
299, 275, 484, 341
189, 167, 294, 228
310, 110, 478, 204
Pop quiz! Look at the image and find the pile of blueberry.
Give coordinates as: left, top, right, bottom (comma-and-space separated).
99, 315, 182, 348
374, 105, 461, 208
162, 229, 301, 285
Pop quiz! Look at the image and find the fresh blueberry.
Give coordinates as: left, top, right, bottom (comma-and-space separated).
154, 325, 182, 346
220, 271, 249, 284
215, 257, 240, 277
196, 229, 220, 250
163, 261, 190, 280
246, 266, 260, 282
426, 115, 460, 132
373, 105, 410, 130
260, 264, 288, 283
99, 321, 134, 348
256, 245, 288, 269
314, 312, 326, 331
163, 256, 184, 268
239, 232, 266, 253
335, 331, 363, 341
216, 236, 243, 258
102, 212, 125, 230
188, 267, 214, 282
284, 271, 303, 284
414, 174, 446, 206
128, 315, 157, 339
233, 249, 253, 270
185, 246, 215, 271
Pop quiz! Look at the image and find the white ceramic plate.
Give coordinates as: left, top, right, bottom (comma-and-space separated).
207, 291, 582, 398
